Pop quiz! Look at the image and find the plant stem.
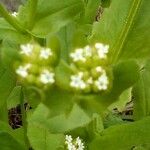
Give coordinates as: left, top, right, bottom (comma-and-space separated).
20, 86, 30, 150
0, 3, 26, 33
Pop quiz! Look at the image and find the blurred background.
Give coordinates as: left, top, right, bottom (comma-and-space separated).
0, 0, 25, 11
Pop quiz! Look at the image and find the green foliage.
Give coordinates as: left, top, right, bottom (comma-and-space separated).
133, 60, 150, 120
89, 116, 150, 150
0, 0, 149, 149
91, 0, 150, 62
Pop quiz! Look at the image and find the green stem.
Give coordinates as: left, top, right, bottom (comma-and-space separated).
0, 3, 27, 33
20, 87, 30, 150
28, 0, 38, 30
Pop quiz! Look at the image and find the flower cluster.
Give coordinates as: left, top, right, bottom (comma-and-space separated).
15, 43, 56, 88
65, 135, 85, 150
69, 43, 112, 92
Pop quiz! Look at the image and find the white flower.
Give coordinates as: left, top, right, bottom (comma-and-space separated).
70, 72, 86, 90
12, 12, 18, 17
70, 49, 86, 62
96, 66, 105, 73
65, 135, 85, 150
65, 135, 73, 144
95, 43, 109, 59
83, 45, 92, 57
20, 44, 33, 56
40, 70, 55, 84
16, 64, 31, 78
95, 73, 109, 90
76, 137, 84, 150
40, 48, 53, 59
87, 77, 93, 84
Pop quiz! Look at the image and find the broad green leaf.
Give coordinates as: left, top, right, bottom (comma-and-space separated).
0, 18, 29, 43
28, 124, 64, 150
7, 86, 21, 109
29, 103, 90, 135
0, 66, 15, 121
0, 121, 25, 148
18, 0, 84, 37
57, 23, 92, 61
133, 60, 150, 120
91, 0, 150, 62
89, 116, 150, 150
44, 88, 74, 117
110, 60, 139, 99
27, 103, 65, 150
0, 131, 26, 150
47, 104, 91, 133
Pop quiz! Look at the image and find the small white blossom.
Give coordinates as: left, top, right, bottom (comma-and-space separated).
40, 48, 53, 59
95, 73, 109, 90
20, 44, 33, 56
40, 70, 55, 84
83, 45, 92, 57
12, 12, 18, 17
95, 43, 109, 59
16, 64, 31, 78
70, 49, 86, 62
70, 72, 86, 90
65, 135, 73, 144
96, 66, 106, 74
87, 77, 93, 84
76, 137, 85, 150
65, 135, 85, 150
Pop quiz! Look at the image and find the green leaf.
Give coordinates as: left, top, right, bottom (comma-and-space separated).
0, 18, 29, 43
28, 124, 64, 150
44, 88, 74, 117
28, 104, 91, 134
133, 60, 150, 120
110, 60, 139, 99
19, 0, 84, 37
0, 132, 26, 150
0, 66, 15, 121
0, 121, 25, 148
47, 104, 91, 133
89, 116, 150, 150
7, 86, 21, 109
27, 103, 65, 150
91, 0, 150, 62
